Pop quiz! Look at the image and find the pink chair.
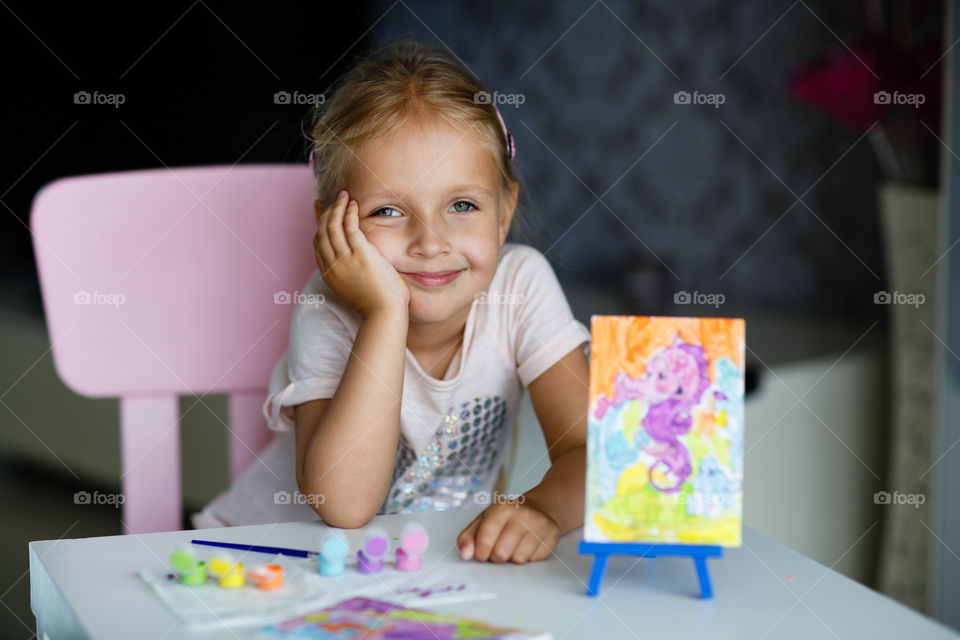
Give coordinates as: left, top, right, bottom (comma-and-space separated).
31, 165, 318, 534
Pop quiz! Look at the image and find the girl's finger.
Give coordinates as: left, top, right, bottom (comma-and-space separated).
530, 539, 555, 562
472, 516, 508, 563
488, 519, 525, 564
317, 192, 346, 267
458, 511, 483, 539
316, 223, 334, 270
510, 532, 541, 564
343, 199, 364, 247
327, 192, 351, 256
457, 515, 483, 560
313, 229, 326, 268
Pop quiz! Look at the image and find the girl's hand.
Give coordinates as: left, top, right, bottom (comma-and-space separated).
456, 501, 560, 564
314, 190, 410, 318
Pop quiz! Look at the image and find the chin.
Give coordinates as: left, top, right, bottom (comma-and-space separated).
407, 295, 472, 325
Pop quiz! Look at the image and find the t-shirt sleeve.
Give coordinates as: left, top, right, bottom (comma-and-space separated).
261, 275, 356, 432
509, 246, 591, 387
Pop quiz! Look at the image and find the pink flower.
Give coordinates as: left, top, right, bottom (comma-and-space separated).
789, 43, 883, 131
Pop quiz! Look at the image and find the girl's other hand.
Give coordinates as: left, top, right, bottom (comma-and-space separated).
314, 190, 410, 318
456, 501, 560, 564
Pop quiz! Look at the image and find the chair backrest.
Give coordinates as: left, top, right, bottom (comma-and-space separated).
31, 165, 318, 533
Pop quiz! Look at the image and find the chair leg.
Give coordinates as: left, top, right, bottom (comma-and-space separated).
227, 392, 273, 480
120, 396, 181, 533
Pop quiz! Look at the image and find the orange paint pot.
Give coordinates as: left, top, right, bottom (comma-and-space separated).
246, 563, 284, 590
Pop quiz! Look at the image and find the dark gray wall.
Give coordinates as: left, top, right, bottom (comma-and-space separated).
372, 0, 886, 316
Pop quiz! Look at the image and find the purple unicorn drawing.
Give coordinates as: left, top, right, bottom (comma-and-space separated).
594, 335, 711, 492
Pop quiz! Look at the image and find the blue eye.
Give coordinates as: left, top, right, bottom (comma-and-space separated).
369, 202, 477, 217
450, 201, 477, 213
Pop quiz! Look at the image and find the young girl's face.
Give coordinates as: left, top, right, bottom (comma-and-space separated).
345, 113, 517, 328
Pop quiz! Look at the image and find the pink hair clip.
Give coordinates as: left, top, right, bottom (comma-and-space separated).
493, 104, 516, 161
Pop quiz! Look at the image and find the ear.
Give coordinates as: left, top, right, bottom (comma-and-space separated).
314, 199, 326, 225
498, 180, 519, 247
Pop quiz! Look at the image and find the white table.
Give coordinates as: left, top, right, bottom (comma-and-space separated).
30, 506, 959, 639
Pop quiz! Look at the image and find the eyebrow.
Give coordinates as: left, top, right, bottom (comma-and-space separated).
360, 184, 495, 200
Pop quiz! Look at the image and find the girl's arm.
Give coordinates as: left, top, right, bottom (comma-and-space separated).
294, 307, 408, 528
457, 344, 589, 563
294, 192, 411, 529
520, 344, 589, 534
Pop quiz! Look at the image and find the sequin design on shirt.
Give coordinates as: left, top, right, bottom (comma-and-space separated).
382, 395, 508, 514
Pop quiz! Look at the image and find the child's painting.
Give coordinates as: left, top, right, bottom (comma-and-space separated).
261, 597, 551, 639
585, 316, 745, 546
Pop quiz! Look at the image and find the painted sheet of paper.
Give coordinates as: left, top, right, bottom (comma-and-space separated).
584, 315, 745, 546
261, 596, 552, 639
141, 558, 495, 632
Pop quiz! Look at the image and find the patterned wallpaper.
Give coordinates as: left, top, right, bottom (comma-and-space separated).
369, 0, 884, 316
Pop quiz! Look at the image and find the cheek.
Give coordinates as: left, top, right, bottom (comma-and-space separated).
464, 242, 500, 276
359, 225, 396, 252
460, 225, 502, 265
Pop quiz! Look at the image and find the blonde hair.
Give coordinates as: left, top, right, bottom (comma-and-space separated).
305, 39, 527, 237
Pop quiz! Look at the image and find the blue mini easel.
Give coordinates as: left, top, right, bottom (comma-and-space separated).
579, 541, 723, 598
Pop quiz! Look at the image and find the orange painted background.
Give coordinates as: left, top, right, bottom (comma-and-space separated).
589, 316, 745, 403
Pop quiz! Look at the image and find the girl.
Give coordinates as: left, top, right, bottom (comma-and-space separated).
195, 40, 590, 565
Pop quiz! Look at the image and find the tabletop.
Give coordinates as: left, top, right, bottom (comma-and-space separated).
30, 505, 959, 639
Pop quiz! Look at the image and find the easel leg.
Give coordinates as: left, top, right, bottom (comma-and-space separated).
586, 553, 609, 596
693, 556, 713, 599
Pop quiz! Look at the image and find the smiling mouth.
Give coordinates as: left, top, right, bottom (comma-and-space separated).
400, 269, 464, 286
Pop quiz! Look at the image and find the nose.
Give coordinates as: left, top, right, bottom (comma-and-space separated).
407, 212, 450, 258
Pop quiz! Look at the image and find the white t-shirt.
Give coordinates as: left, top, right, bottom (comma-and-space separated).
195, 243, 590, 526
